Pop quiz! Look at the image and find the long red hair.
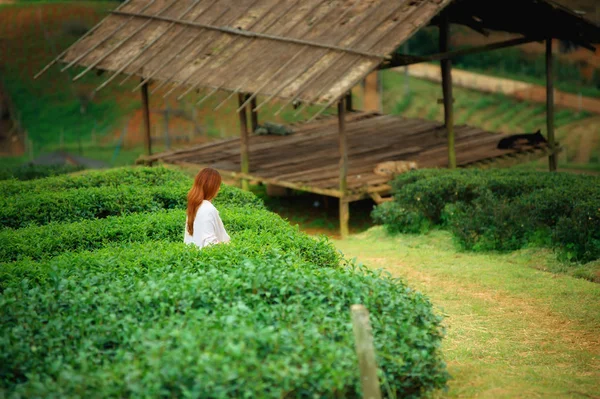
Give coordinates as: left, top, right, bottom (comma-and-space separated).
186, 168, 222, 236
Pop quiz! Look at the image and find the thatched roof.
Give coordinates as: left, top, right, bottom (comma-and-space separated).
39, 0, 599, 111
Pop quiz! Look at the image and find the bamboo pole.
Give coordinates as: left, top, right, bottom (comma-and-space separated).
141, 81, 152, 158
238, 93, 250, 190
338, 99, 349, 239
351, 304, 382, 399
250, 96, 259, 133
440, 14, 456, 169
546, 38, 557, 172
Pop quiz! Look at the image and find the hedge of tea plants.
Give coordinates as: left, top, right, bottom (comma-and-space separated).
0, 207, 338, 266
1, 166, 198, 196
0, 167, 448, 398
0, 167, 263, 229
372, 169, 600, 263
0, 164, 86, 182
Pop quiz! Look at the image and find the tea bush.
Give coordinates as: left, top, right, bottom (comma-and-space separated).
0, 164, 86, 181
373, 169, 600, 262
0, 166, 188, 196
0, 241, 447, 398
0, 207, 337, 266
553, 200, 600, 263
0, 184, 187, 229
0, 167, 448, 397
0, 169, 263, 230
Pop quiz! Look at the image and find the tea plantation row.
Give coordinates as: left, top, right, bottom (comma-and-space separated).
373, 169, 600, 263
0, 166, 448, 398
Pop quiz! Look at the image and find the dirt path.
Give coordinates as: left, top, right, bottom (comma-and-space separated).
334, 229, 600, 398
398, 64, 600, 115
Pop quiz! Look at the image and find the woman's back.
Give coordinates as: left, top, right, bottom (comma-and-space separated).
184, 200, 230, 248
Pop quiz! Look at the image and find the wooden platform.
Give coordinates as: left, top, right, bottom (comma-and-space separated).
138, 112, 557, 200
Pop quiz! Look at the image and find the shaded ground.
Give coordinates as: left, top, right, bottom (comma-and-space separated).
334, 228, 600, 398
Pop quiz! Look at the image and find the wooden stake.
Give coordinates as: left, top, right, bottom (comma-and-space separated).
141, 81, 152, 158
238, 93, 250, 190
440, 14, 456, 169
338, 99, 349, 239
351, 305, 382, 399
546, 38, 557, 172
250, 95, 258, 133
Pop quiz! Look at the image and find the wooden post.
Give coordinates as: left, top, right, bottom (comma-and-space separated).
250, 96, 258, 133
141, 81, 152, 157
28, 138, 33, 161
345, 91, 353, 112
351, 305, 382, 399
546, 38, 557, 172
164, 101, 171, 150
404, 42, 410, 96
338, 99, 349, 239
363, 71, 380, 112
238, 93, 250, 190
440, 14, 456, 169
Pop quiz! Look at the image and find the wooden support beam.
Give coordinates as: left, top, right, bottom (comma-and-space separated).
440, 15, 456, 169
238, 93, 250, 190
250, 95, 258, 133
369, 191, 393, 204
345, 91, 353, 112
338, 98, 349, 239
546, 38, 557, 172
363, 71, 380, 112
141, 81, 152, 159
379, 36, 540, 69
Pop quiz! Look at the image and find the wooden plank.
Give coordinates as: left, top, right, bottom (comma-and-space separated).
146, 113, 548, 203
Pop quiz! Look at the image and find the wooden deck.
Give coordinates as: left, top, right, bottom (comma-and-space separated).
138, 112, 557, 200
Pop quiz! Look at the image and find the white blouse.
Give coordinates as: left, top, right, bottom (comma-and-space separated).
184, 200, 230, 249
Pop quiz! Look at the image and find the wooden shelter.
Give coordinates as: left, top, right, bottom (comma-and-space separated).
37, 0, 599, 237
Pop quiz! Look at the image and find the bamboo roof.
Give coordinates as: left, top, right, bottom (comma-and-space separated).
40, 0, 453, 109
40, 0, 599, 111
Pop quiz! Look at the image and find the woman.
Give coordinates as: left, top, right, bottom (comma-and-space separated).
184, 168, 230, 248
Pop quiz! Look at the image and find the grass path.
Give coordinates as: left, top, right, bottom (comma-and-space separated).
333, 228, 600, 398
